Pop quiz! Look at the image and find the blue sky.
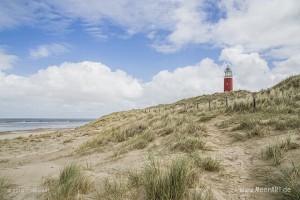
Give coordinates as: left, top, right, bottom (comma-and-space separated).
1, 21, 220, 80
0, 0, 299, 118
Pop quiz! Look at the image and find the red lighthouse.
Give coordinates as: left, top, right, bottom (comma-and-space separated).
224, 66, 233, 92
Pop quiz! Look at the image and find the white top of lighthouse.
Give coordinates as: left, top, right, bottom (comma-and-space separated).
224, 65, 232, 78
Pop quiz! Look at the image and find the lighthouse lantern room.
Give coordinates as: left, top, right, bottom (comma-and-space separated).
224, 66, 233, 92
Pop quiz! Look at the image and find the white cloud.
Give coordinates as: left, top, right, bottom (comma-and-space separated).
29, 43, 69, 59
0, 49, 18, 70
0, 61, 142, 118
266, 46, 300, 59
1, 0, 299, 59
142, 58, 223, 104
1, 46, 298, 118
154, 0, 300, 54
272, 55, 300, 81
220, 46, 274, 91
214, 0, 300, 52
152, 0, 211, 53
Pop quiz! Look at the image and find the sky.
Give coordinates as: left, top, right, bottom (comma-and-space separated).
0, 0, 300, 118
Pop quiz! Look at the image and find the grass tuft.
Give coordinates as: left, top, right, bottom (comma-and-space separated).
112, 123, 147, 142
187, 188, 214, 200
95, 178, 127, 200
129, 131, 155, 150
190, 153, 221, 172
261, 137, 299, 166
42, 164, 92, 200
267, 163, 300, 200
143, 158, 196, 200
172, 136, 206, 153
95, 157, 204, 200
0, 177, 12, 200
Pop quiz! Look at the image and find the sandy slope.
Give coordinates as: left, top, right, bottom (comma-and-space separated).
1, 115, 293, 200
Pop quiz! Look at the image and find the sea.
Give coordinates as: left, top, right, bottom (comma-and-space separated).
0, 118, 94, 132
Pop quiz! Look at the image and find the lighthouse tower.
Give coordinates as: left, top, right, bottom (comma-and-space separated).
224, 66, 233, 92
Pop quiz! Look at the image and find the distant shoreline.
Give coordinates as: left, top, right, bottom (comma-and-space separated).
0, 118, 93, 134
0, 128, 72, 140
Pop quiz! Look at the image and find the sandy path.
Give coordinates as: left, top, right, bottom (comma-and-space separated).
204, 117, 277, 200
202, 116, 272, 200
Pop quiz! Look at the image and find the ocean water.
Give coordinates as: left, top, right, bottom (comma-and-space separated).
0, 118, 94, 132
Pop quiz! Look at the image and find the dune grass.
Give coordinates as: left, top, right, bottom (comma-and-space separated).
232, 118, 259, 131
267, 163, 300, 200
42, 164, 92, 200
0, 177, 12, 200
171, 136, 206, 153
95, 178, 128, 200
142, 158, 196, 200
112, 123, 147, 143
187, 188, 214, 200
261, 137, 299, 166
95, 156, 212, 200
231, 126, 269, 141
197, 114, 217, 122
127, 130, 155, 150
190, 153, 221, 172
269, 117, 300, 130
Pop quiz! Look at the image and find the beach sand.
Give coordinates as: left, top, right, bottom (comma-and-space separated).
0, 124, 148, 200
0, 129, 60, 140
0, 128, 90, 200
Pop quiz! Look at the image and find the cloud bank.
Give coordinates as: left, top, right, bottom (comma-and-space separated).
1, 0, 299, 57
0, 0, 299, 117
0, 46, 298, 118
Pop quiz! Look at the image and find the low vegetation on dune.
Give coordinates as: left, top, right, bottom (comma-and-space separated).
3, 75, 300, 200
266, 163, 300, 200
0, 177, 12, 200
189, 153, 221, 172
42, 164, 92, 200
95, 156, 213, 200
77, 111, 209, 155
70, 75, 300, 199
41, 155, 218, 200
171, 135, 206, 153
261, 137, 299, 166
